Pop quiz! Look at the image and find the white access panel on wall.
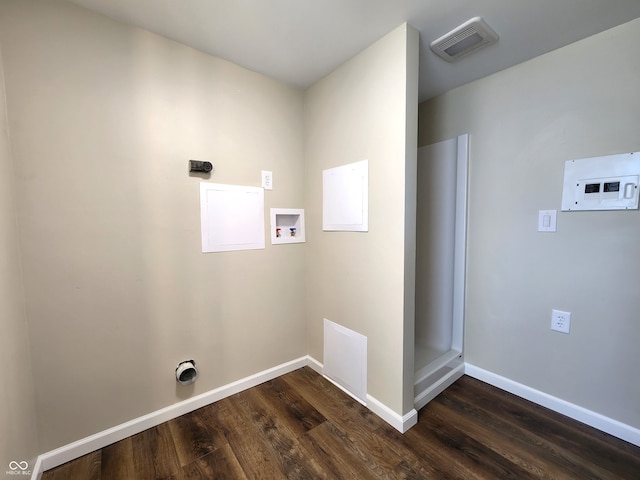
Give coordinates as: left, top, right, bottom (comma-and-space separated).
323, 160, 368, 231
561, 152, 640, 211
200, 182, 265, 253
323, 318, 367, 403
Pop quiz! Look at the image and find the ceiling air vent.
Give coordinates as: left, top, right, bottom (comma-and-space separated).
430, 17, 499, 62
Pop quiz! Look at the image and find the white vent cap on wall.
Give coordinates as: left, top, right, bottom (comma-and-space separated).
430, 17, 499, 62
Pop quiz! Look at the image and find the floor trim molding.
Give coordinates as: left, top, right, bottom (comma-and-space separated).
465, 363, 640, 448
32, 359, 640, 479
307, 355, 417, 433
414, 362, 464, 411
366, 394, 418, 433
31, 355, 415, 479
31, 356, 310, 480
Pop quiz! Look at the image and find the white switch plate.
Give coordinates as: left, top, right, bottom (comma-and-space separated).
262, 170, 273, 190
538, 209, 557, 232
551, 309, 571, 334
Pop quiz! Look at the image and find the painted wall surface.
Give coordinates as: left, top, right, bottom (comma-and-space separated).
0, 0, 306, 451
0, 47, 39, 470
304, 24, 419, 415
418, 18, 640, 428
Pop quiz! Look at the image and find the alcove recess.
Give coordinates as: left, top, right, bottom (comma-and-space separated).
270, 208, 305, 245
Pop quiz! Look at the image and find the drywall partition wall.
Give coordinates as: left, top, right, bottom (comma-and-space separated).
418, 18, 640, 429
304, 23, 419, 419
0, 0, 306, 451
0, 43, 39, 473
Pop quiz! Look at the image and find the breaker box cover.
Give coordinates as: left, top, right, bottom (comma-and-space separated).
561, 152, 640, 211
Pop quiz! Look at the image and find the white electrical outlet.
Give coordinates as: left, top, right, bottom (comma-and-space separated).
551, 309, 571, 334
262, 170, 273, 190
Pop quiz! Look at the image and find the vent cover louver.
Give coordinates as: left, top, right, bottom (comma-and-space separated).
430, 17, 499, 62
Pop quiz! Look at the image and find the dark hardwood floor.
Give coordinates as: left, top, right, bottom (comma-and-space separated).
42, 367, 640, 479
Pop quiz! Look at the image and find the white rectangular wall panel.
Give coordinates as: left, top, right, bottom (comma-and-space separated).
200, 182, 265, 253
323, 160, 368, 231
323, 318, 367, 402
561, 152, 640, 211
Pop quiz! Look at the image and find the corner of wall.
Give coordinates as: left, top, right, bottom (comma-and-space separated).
0, 37, 40, 473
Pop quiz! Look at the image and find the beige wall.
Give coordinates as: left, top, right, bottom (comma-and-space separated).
304, 24, 419, 415
0, 46, 39, 468
0, 0, 306, 451
10, 0, 638, 460
0, 0, 420, 454
419, 18, 640, 428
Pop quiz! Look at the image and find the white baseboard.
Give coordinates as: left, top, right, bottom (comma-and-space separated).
30, 355, 423, 480
323, 373, 368, 406
366, 395, 418, 433
307, 355, 417, 433
465, 363, 640, 448
414, 362, 464, 411
306, 354, 323, 374
31, 356, 310, 480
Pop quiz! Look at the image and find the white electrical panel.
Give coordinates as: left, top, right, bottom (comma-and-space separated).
561, 152, 640, 211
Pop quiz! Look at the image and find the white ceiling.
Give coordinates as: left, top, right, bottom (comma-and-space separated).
67, 0, 640, 102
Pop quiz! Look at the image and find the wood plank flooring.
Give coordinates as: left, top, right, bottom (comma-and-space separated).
42, 367, 640, 479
